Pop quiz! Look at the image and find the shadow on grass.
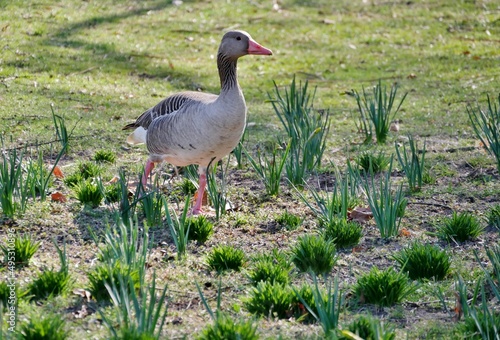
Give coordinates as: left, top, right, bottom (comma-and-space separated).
6, 0, 214, 92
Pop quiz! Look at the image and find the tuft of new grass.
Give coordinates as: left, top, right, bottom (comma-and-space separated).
353, 266, 417, 307
488, 204, 500, 229
356, 151, 391, 173
94, 149, 116, 163
206, 245, 245, 273
248, 250, 292, 286
78, 161, 103, 179
275, 210, 302, 231
73, 179, 104, 208
322, 217, 363, 249
87, 263, 140, 302
197, 312, 258, 340
392, 241, 451, 281
187, 215, 214, 244
26, 242, 71, 301
291, 234, 337, 277
1, 234, 40, 268
341, 314, 396, 340
437, 211, 485, 243
244, 281, 294, 319
17, 313, 70, 340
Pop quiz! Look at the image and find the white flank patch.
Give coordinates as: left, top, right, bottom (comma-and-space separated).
126, 127, 147, 145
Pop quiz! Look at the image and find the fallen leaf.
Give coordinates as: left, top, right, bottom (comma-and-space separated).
348, 206, 373, 223
399, 228, 411, 237
463, 50, 471, 55
390, 121, 400, 132
472, 55, 481, 60
73, 304, 89, 319
51, 191, 67, 203
407, 73, 417, 79
73, 288, 92, 301
106, 175, 119, 184
52, 166, 64, 179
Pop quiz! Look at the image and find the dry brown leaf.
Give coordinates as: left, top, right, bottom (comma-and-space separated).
348, 206, 373, 223
73, 304, 89, 319
73, 288, 92, 301
407, 73, 417, 79
399, 228, 411, 237
106, 175, 120, 184
51, 191, 67, 203
53, 166, 64, 179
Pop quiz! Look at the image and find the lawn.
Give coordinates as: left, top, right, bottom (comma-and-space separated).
1, 0, 499, 339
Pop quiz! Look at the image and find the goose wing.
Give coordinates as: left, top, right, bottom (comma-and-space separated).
123, 91, 218, 130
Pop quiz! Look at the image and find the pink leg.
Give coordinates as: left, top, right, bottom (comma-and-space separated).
141, 159, 155, 188
191, 172, 207, 215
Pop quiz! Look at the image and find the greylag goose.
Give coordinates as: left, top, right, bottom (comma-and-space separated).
123, 30, 272, 214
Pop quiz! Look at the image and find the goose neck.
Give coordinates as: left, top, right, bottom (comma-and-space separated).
217, 53, 238, 92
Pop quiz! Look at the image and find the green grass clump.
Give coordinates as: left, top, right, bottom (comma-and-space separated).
248, 250, 292, 286
94, 149, 117, 163
78, 161, 103, 179
244, 281, 294, 319
198, 312, 258, 340
488, 204, 500, 229
73, 179, 104, 208
353, 267, 416, 307
356, 151, 391, 173
269, 76, 330, 187
27, 242, 71, 301
392, 242, 451, 280
187, 215, 214, 244
63, 172, 83, 188
322, 218, 363, 249
1, 234, 40, 268
206, 245, 245, 273
275, 211, 302, 231
341, 314, 396, 340
395, 135, 426, 192
291, 235, 337, 277
461, 311, 500, 340
87, 263, 140, 302
467, 93, 500, 172
0, 281, 12, 310
245, 143, 289, 196
361, 159, 406, 238
104, 181, 122, 204
17, 313, 69, 340
351, 80, 408, 145
437, 211, 485, 243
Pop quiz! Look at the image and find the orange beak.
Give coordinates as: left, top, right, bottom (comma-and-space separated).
247, 38, 273, 55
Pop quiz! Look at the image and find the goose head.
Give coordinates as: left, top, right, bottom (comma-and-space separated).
218, 30, 273, 60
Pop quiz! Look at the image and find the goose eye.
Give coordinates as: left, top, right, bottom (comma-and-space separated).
236, 36, 241, 41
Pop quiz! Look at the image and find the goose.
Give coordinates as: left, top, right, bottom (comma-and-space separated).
123, 30, 272, 214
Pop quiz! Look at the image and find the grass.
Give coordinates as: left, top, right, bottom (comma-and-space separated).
341, 314, 395, 340
206, 245, 245, 273
467, 94, 500, 172
291, 234, 337, 277
360, 159, 407, 238
87, 262, 140, 302
1, 234, 40, 268
392, 241, 451, 281
1, 0, 500, 338
350, 80, 408, 144
395, 135, 427, 192
73, 178, 104, 208
353, 266, 417, 307
247, 250, 292, 286
244, 282, 294, 319
17, 313, 70, 340
356, 150, 391, 173
94, 149, 117, 163
275, 211, 302, 231
437, 211, 485, 243
187, 215, 214, 244
322, 217, 363, 249
245, 143, 289, 196
269, 76, 330, 186
26, 242, 72, 301
488, 204, 500, 229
